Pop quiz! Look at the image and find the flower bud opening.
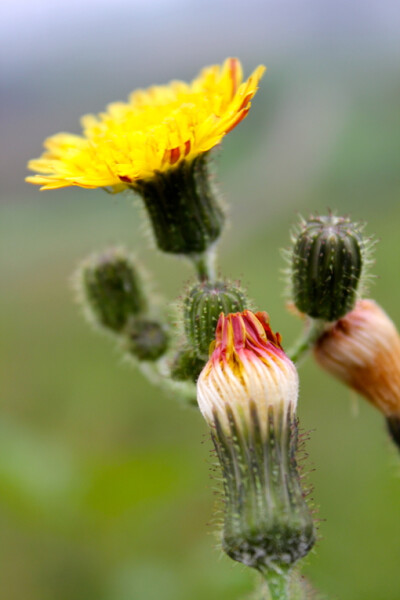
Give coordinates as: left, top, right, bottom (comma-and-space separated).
197, 310, 315, 573
314, 299, 400, 422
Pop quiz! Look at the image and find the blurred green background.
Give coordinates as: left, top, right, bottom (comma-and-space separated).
2, 1, 400, 598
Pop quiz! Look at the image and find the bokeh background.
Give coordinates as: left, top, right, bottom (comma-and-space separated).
2, 0, 400, 598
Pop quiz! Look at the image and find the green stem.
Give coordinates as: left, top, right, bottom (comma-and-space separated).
287, 319, 325, 364
262, 568, 290, 600
191, 248, 216, 282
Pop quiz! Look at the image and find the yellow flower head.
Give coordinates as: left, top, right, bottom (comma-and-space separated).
26, 58, 265, 192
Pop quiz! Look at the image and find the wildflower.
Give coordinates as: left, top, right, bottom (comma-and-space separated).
197, 310, 315, 576
26, 59, 265, 255
26, 59, 265, 192
314, 299, 400, 444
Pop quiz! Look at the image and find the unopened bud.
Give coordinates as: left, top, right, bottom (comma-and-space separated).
291, 215, 366, 321
184, 280, 247, 359
77, 248, 147, 332
197, 310, 315, 574
126, 317, 169, 361
314, 299, 400, 448
170, 348, 205, 382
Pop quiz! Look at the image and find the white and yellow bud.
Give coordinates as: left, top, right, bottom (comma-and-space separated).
197, 310, 315, 575
314, 299, 400, 419
197, 310, 299, 439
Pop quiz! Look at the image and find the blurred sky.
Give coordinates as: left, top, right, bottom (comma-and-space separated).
2, 0, 400, 200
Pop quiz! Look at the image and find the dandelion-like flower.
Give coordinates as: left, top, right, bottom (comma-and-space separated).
26, 59, 264, 191
26, 59, 265, 256
197, 310, 315, 578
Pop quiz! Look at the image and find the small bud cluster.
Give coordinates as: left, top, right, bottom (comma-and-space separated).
75, 248, 168, 362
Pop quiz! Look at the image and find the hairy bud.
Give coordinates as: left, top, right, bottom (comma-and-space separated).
197, 310, 316, 575
184, 280, 247, 359
291, 215, 366, 321
77, 248, 147, 332
125, 317, 169, 361
170, 348, 206, 382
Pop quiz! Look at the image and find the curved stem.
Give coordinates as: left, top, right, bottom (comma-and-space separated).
287, 319, 325, 365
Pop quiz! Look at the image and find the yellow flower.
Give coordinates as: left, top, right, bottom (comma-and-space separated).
26, 58, 265, 192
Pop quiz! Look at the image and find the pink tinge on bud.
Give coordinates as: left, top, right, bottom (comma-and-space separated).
314, 299, 400, 417
197, 310, 298, 436
211, 309, 283, 363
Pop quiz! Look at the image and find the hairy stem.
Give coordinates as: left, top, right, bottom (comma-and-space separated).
191, 247, 217, 282
262, 568, 291, 600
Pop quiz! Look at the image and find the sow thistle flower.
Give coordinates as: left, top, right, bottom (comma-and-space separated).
314, 299, 400, 448
197, 310, 315, 578
26, 59, 265, 256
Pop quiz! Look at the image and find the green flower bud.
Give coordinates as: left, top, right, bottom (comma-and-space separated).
184, 280, 247, 360
78, 248, 147, 332
170, 348, 206, 382
135, 154, 224, 255
291, 215, 365, 321
126, 317, 168, 361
